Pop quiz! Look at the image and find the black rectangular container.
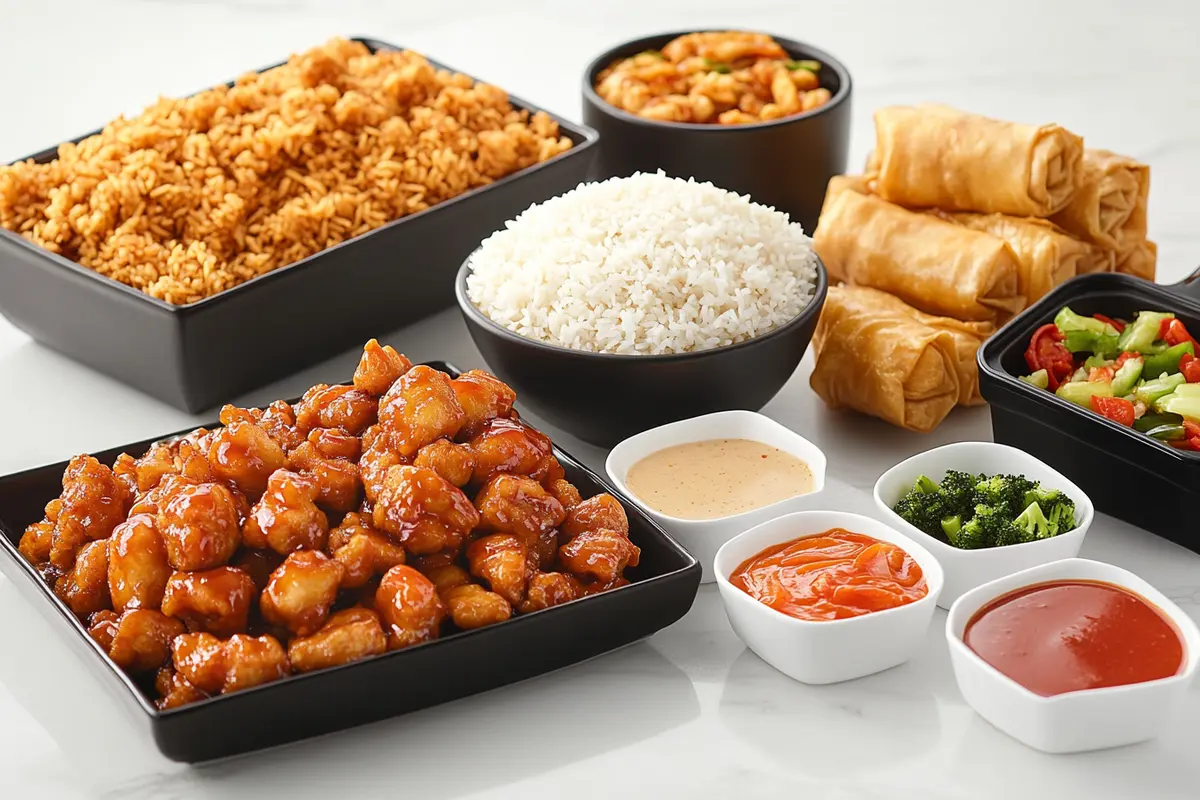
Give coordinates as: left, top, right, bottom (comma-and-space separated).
0, 38, 598, 413
979, 269, 1200, 552
0, 362, 700, 763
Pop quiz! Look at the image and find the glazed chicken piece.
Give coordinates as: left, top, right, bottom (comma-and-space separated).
581, 576, 632, 597
294, 384, 377, 435
107, 513, 171, 612
18, 519, 53, 564
358, 437, 405, 505
330, 516, 407, 589
287, 441, 361, 512
112, 453, 139, 499
519, 571, 583, 614
243, 469, 329, 554
413, 439, 474, 487
219, 401, 307, 453
467, 417, 556, 484
132, 442, 179, 493
561, 493, 630, 541
107, 609, 186, 672
54, 539, 111, 615
660, 31, 787, 65
466, 534, 528, 606
353, 338, 413, 396
547, 479, 582, 511
442, 584, 512, 630
155, 481, 242, 571
155, 666, 208, 710
559, 529, 641, 584
372, 465, 480, 556
306, 427, 362, 461
260, 551, 345, 636
161, 567, 257, 637
420, 563, 471, 594
377, 366, 466, 456
228, 548, 285, 593
450, 369, 516, 439
87, 609, 120, 650
475, 474, 565, 571
207, 421, 287, 499
374, 565, 446, 650
172, 632, 290, 695
287, 607, 387, 673
47, 455, 131, 570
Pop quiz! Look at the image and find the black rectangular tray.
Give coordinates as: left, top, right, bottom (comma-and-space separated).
0, 362, 700, 763
979, 269, 1200, 552
0, 37, 598, 413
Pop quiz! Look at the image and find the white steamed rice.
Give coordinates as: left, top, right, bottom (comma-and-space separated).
465, 172, 818, 355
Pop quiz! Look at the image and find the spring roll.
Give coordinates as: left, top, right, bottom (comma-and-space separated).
810, 285, 962, 432
868, 105, 1084, 216
1078, 245, 1116, 275
1051, 149, 1149, 250
941, 213, 1088, 304
814, 190, 1024, 321
1115, 239, 1158, 282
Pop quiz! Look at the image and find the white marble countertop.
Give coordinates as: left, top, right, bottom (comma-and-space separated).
2, 0, 1199, 797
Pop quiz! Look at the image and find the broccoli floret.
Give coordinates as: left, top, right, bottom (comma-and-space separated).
941, 515, 963, 539
1047, 501, 1075, 534
893, 477, 949, 538
1023, 486, 1076, 535
1014, 502, 1054, 540
938, 470, 980, 517
972, 473, 1038, 515
955, 504, 1019, 549
914, 475, 939, 495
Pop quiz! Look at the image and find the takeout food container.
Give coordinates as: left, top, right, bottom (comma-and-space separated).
714, 511, 943, 685
873, 441, 1093, 609
455, 253, 829, 447
606, 410, 827, 584
581, 30, 852, 233
979, 268, 1200, 554
0, 362, 700, 763
0, 38, 598, 413
946, 558, 1200, 754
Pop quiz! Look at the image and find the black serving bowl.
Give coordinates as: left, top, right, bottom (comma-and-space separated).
979, 268, 1200, 554
456, 254, 829, 447
0, 362, 701, 762
582, 31, 851, 233
0, 37, 598, 413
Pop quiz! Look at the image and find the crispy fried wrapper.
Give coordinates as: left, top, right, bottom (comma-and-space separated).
866, 105, 1083, 216
1051, 149, 1149, 250
810, 285, 962, 432
1115, 239, 1158, 282
813, 189, 1024, 321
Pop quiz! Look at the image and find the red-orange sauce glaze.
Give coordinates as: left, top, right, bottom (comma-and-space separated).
964, 580, 1185, 697
729, 529, 928, 621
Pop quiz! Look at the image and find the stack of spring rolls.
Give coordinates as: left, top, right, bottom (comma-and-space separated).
810, 104, 1154, 433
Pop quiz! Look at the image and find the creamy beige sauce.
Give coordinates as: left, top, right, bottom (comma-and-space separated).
625, 438, 813, 520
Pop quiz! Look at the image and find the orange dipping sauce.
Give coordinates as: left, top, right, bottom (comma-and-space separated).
965, 580, 1185, 697
729, 529, 929, 621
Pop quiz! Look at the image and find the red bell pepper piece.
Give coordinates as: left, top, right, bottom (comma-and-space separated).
1089, 366, 1116, 383
1180, 353, 1200, 383
1025, 324, 1074, 390
1091, 395, 1135, 427
1093, 313, 1125, 332
1160, 318, 1198, 349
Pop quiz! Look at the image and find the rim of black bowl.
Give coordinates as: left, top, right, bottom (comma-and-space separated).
581, 29, 853, 132
455, 251, 829, 362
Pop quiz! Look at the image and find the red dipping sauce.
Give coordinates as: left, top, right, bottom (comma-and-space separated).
964, 580, 1185, 697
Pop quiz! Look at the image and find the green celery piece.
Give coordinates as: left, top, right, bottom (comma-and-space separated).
1019, 369, 1049, 389
1054, 307, 1118, 336
1142, 341, 1194, 379
1064, 330, 1120, 357
1083, 354, 1115, 370
1111, 356, 1144, 395
1056, 379, 1114, 408
1155, 389, 1200, 420
1133, 412, 1183, 432
1117, 311, 1174, 354
1134, 373, 1186, 406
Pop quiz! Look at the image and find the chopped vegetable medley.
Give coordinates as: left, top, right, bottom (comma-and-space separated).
1020, 307, 1200, 450
893, 471, 1076, 550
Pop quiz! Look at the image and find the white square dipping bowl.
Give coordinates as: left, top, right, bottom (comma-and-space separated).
714, 510, 944, 685
605, 410, 828, 584
873, 441, 1094, 609
946, 558, 1200, 754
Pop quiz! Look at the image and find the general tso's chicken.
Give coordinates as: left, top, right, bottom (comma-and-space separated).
172, 632, 290, 695
87, 609, 120, 650
171, 433, 216, 484
353, 338, 413, 396
306, 427, 362, 461
372, 465, 479, 556
547, 479, 582, 511
107, 514, 171, 612
466, 534, 528, 606
206, 421, 287, 499
442, 584, 512, 630
558, 529, 641, 584
420, 563, 470, 594
287, 441, 361, 512
374, 565, 446, 650
260, 551, 345, 636
413, 439, 474, 487
467, 417, 557, 484
18, 519, 53, 564
161, 567, 257, 637
155, 666, 208, 710
107, 609, 186, 672
229, 547, 285, 593
377, 366, 466, 456
287, 607, 387, 673
330, 518, 407, 589
475, 473, 565, 544
295, 384, 377, 436
112, 453, 139, 500
660, 31, 788, 66
450, 369, 516, 439
243, 470, 329, 554
519, 571, 583, 614
561, 493, 630, 542
220, 401, 307, 453
47, 455, 131, 570
132, 442, 179, 494
155, 481, 242, 571
55, 540, 111, 615
581, 577, 631, 597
